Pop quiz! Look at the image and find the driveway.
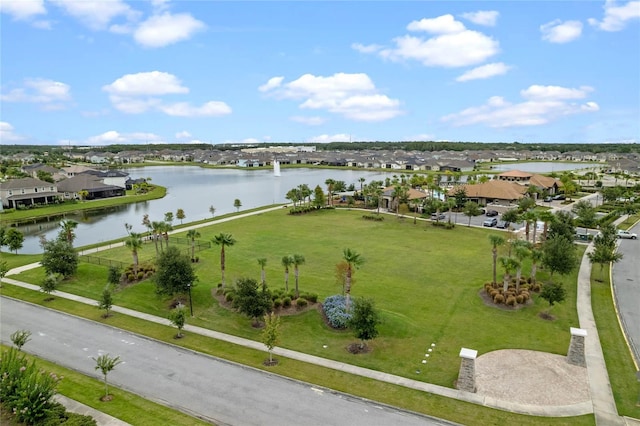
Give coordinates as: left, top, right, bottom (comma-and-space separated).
0, 297, 455, 426
611, 221, 640, 367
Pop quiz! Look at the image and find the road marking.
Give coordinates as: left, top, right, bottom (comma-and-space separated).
310, 387, 324, 395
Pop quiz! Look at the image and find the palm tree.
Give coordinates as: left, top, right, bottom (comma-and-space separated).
499, 256, 520, 293
521, 210, 538, 243
281, 255, 294, 292
489, 235, 505, 286
358, 177, 366, 195
234, 199, 242, 212
257, 257, 267, 287
59, 219, 78, 245
157, 221, 172, 250
530, 248, 543, 285
343, 248, 364, 310
292, 254, 305, 298
537, 210, 555, 242
186, 229, 200, 260
150, 221, 163, 254
209, 205, 216, 218
325, 178, 335, 206
512, 242, 531, 292
125, 232, 143, 275
212, 233, 236, 287
93, 354, 122, 400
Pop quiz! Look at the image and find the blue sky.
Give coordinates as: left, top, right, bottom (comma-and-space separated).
1, 0, 639, 146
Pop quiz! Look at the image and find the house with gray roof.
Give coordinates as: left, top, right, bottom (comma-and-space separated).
0, 177, 60, 209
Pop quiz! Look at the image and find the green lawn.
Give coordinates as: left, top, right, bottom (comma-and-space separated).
591, 265, 640, 419
11, 208, 582, 387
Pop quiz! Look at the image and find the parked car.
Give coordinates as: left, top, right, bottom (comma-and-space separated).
496, 220, 510, 229
483, 218, 498, 227
431, 213, 446, 220
617, 230, 637, 239
485, 209, 499, 217
552, 194, 566, 201
543, 196, 553, 202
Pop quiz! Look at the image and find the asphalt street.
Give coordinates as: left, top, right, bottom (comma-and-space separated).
0, 297, 456, 426
611, 221, 640, 367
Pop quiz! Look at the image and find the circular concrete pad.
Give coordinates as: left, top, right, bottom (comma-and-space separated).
475, 349, 590, 406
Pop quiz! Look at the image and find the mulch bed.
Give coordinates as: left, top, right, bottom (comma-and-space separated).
478, 288, 533, 311
212, 289, 320, 318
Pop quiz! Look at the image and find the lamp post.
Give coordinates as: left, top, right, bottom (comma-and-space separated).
187, 283, 193, 316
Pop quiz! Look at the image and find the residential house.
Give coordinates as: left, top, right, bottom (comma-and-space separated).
56, 174, 125, 200
0, 177, 60, 209
448, 180, 528, 206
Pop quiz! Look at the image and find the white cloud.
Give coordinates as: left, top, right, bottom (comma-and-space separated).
103, 71, 231, 116
351, 43, 383, 54
589, 0, 640, 31
258, 76, 284, 92
308, 133, 353, 143
407, 14, 466, 34
366, 15, 499, 68
441, 84, 599, 128
407, 133, 435, 141
49, 0, 139, 30
540, 20, 583, 43
290, 116, 326, 125
0, 121, 25, 142
0, 0, 46, 20
460, 10, 499, 27
260, 72, 403, 122
158, 101, 231, 117
134, 12, 205, 48
103, 71, 188, 96
520, 85, 593, 100
1, 78, 71, 109
456, 62, 511, 82
175, 130, 192, 139
85, 130, 161, 145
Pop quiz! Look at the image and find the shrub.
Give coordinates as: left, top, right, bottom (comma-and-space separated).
137, 271, 144, 280
506, 295, 517, 306
282, 297, 292, 308
530, 283, 541, 292
273, 299, 282, 309
489, 289, 499, 298
516, 295, 524, 304
493, 293, 505, 304
127, 273, 134, 282
301, 293, 318, 303
0, 348, 61, 425
521, 291, 530, 301
296, 298, 308, 308
225, 293, 234, 302
322, 295, 352, 329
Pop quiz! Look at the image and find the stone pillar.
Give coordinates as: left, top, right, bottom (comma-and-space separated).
567, 327, 587, 367
457, 348, 478, 393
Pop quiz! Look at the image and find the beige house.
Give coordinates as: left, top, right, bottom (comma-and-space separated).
0, 177, 59, 209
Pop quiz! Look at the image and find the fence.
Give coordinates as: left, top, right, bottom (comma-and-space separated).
79, 255, 127, 270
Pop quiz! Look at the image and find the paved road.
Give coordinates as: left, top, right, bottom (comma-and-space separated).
0, 297, 455, 426
611, 221, 640, 368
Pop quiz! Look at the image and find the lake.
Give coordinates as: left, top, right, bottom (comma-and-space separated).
14, 167, 396, 254
488, 162, 600, 173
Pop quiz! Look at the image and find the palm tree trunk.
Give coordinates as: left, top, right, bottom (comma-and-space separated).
284, 269, 289, 292
294, 268, 299, 298
345, 267, 352, 310
531, 263, 537, 285
516, 268, 521, 292
503, 273, 510, 293
492, 249, 498, 285
221, 246, 226, 287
